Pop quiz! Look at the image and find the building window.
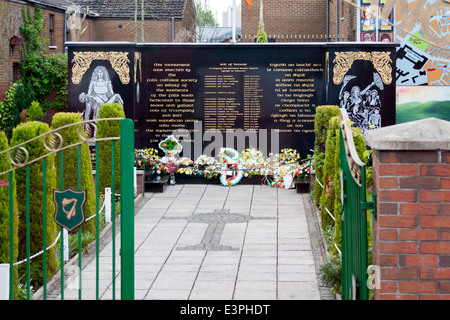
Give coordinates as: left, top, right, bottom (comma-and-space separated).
49, 14, 55, 48
13, 63, 20, 82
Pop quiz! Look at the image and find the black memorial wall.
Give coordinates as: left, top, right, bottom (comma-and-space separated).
67, 43, 397, 159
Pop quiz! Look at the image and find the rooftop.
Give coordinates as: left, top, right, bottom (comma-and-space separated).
27, 0, 188, 19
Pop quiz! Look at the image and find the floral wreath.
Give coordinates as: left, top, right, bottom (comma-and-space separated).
218, 147, 243, 187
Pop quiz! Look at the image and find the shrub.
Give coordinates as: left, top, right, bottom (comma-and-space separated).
313, 105, 339, 206
332, 125, 342, 254
256, 24, 268, 43
0, 83, 18, 139
0, 131, 19, 298
319, 116, 339, 232
50, 113, 96, 235
319, 253, 342, 295
14, 82, 35, 122
10, 121, 59, 289
26, 101, 44, 122
97, 103, 125, 194
314, 105, 339, 154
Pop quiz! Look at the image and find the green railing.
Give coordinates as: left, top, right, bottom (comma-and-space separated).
0, 118, 134, 300
339, 109, 371, 300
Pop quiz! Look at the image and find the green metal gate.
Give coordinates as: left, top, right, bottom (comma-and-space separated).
0, 118, 134, 300
339, 109, 373, 300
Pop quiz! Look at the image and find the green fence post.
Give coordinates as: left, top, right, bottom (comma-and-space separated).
120, 119, 134, 300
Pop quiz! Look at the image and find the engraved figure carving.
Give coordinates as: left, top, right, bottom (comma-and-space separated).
339, 72, 384, 136
78, 66, 124, 121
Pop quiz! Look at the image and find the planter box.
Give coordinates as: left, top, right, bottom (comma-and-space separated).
143, 171, 265, 188
174, 174, 264, 185
144, 174, 169, 192
295, 181, 310, 193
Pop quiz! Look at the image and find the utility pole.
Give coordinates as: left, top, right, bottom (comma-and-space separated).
232, 0, 236, 43
141, 0, 144, 42
134, 0, 137, 42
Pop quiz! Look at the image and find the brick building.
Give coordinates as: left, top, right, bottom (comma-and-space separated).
240, 0, 356, 42
0, 0, 195, 99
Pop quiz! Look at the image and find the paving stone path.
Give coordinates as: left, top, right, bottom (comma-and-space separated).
38, 184, 334, 300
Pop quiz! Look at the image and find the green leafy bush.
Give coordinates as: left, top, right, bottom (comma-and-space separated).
256, 24, 268, 43
313, 105, 339, 206
10, 121, 59, 289
50, 113, 96, 235
19, 6, 68, 111
332, 126, 342, 254
320, 116, 339, 232
14, 82, 35, 120
97, 103, 125, 194
26, 101, 44, 122
314, 105, 339, 155
319, 253, 342, 295
0, 84, 18, 139
0, 131, 19, 298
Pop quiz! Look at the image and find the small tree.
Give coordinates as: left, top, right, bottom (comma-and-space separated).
10, 121, 59, 290
332, 124, 342, 254
320, 116, 339, 232
256, 0, 267, 43
97, 103, 125, 194
0, 84, 18, 139
313, 105, 339, 206
0, 131, 19, 299
194, 0, 219, 42
50, 113, 96, 235
256, 24, 268, 43
26, 101, 44, 122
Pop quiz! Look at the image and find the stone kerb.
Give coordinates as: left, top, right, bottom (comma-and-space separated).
366, 118, 450, 300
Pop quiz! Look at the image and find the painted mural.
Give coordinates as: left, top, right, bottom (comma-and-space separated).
359, 0, 449, 86
358, 0, 450, 123
396, 85, 450, 123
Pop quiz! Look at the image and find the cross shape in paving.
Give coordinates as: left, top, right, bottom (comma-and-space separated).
167, 209, 273, 251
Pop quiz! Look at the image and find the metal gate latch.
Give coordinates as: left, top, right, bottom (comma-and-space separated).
361, 194, 377, 220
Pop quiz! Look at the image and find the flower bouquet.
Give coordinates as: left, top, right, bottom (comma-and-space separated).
240, 148, 265, 178
279, 148, 301, 164
176, 157, 195, 175
293, 161, 312, 193
134, 148, 159, 172
194, 155, 220, 179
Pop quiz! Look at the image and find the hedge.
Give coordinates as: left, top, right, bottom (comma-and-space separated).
314, 105, 340, 155
10, 121, 59, 289
319, 116, 339, 232
50, 113, 96, 235
313, 106, 371, 256
313, 105, 339, 206
97, 103, 125, 194
0, 131, 19, 298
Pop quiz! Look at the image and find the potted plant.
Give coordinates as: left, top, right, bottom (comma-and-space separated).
294, 161, 311, 193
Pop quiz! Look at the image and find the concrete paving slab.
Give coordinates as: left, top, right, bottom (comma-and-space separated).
40, 184, 333, 301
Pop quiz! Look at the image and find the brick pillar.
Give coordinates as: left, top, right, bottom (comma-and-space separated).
366, 118, 450, 300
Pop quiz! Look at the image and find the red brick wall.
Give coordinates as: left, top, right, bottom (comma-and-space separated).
241, 0, 327, 41
327, 0, 357, 41
1, 0, 196, 99
92, 19, 184, 42
0, 2, 66, 100
372, 150, 450, 300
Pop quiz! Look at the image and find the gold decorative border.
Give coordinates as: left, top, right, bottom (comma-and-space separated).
332, 51, 393, 85
71, 51, 131, 85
